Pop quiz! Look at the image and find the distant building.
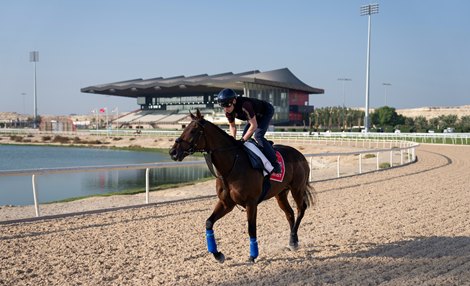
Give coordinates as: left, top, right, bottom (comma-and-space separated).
40, 116, 75, 132
81, 68, 324, 125
0, 112, 32, 128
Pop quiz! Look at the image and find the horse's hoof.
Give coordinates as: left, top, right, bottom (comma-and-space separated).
248, 256, 256, 263
288, 243, 299, 251
214, 252, 225, 263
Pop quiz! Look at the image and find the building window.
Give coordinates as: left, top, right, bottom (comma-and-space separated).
244, 83, 289, 123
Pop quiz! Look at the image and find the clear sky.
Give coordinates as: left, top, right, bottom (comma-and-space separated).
1, 0, 469, 115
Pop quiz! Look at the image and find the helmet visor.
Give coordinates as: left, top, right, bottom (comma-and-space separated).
219, 100, 233, 108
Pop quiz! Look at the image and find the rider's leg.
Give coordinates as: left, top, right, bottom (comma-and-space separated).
253, 131, 277, 163
253, 106, 281, 173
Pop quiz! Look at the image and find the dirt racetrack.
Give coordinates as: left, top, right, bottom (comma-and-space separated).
1, 144, 469, 285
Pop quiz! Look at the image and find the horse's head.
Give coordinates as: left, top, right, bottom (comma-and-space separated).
169, 109, 207, 161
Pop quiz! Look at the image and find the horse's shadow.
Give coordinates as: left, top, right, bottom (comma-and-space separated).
331, 235, 470, 259
220, 236, 470, 285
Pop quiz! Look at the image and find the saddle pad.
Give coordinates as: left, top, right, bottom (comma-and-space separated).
270, 151, 285, 182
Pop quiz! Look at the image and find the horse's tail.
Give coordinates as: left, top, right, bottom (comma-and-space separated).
304, 181, 316, 209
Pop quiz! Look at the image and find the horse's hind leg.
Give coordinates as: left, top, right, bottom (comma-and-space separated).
275, 190, 298, 250
289, 186, 309, 250
206, 199, 234, 263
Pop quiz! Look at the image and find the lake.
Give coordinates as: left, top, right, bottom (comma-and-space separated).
0, 145, 210, 205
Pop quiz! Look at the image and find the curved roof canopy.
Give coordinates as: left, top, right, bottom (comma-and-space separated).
81, 68, 324, 97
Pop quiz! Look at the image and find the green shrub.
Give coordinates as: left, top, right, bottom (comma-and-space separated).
52, 135, 70, 143
364, 154, 376, 159
383, 126, 395, 133
10, 135, 23, 142
379, 162, 391, 169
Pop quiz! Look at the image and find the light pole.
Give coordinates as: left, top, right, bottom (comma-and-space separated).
382, 83, 391, 106
361, 3, 379, 133
21, 92, 27, 114
29, 51, 39, 129
338, 78, 352, 107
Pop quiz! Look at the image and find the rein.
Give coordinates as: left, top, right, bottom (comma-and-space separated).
204, 149, 239, 179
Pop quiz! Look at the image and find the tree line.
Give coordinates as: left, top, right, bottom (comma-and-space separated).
310, 106, 470, 133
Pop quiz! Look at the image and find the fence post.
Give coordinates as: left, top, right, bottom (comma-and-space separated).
309, 157, 313, 182
400, 150, 404, 165
337, 156, 340, 178
390, 151, 393, 167
359, 154, 362, 174
145, 168, 150, 204
376, 152, 380, 170
32, 174, 40, 217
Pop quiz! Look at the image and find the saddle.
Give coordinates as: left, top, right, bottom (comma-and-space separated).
243, 140, 274, 176
243, 140, 277, 204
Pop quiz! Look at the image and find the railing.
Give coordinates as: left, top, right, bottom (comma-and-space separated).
0, 161, 205, 218
1, 128, 468, 144
306, 141, 418, 182
0, 139, 418, 220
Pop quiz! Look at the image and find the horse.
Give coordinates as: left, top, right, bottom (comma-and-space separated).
169, 109, 314, 263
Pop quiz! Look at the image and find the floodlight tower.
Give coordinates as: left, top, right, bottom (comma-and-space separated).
382, 83, 392, 106
30, 51, 39, 128
360, 3, 379, 133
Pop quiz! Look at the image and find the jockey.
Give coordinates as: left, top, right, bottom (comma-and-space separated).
217, 88, 281, 174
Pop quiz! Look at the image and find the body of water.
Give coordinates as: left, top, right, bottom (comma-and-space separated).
0, 145, 210, 205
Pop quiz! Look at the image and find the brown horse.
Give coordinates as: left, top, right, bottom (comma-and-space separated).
169, 109, 314, 263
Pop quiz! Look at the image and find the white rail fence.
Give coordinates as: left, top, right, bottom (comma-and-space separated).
1, 128, 469, 144
0, 140, 418, 220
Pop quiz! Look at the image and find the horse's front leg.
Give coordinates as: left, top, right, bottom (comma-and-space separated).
206, 200, 234, 263
246, 203, 259, 263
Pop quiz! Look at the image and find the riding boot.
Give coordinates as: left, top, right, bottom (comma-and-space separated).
270, 160, 282, 174
261, 141, 281, 174
255, 139, 281, 174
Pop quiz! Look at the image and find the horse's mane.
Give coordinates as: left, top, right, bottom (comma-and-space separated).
190, 109, 238, 145
198, 118, 238, 144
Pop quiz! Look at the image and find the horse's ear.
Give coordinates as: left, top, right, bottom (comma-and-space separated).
189, 110, 196, 120
196, 108, 203, 119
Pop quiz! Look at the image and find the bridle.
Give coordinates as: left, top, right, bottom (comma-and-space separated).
174, 120, 206, 156
174, 118, 239, 179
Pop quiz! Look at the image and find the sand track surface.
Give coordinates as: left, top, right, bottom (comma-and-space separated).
1, 144, 469, 285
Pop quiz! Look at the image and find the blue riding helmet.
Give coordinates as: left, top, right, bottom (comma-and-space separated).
217, 89, 237, 107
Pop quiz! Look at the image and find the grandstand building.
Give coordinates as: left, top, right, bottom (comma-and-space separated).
81, 68, 324, 129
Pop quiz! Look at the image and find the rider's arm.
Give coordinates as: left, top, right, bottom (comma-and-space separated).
242, 116, 258, 141
229, 121, 237, 138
